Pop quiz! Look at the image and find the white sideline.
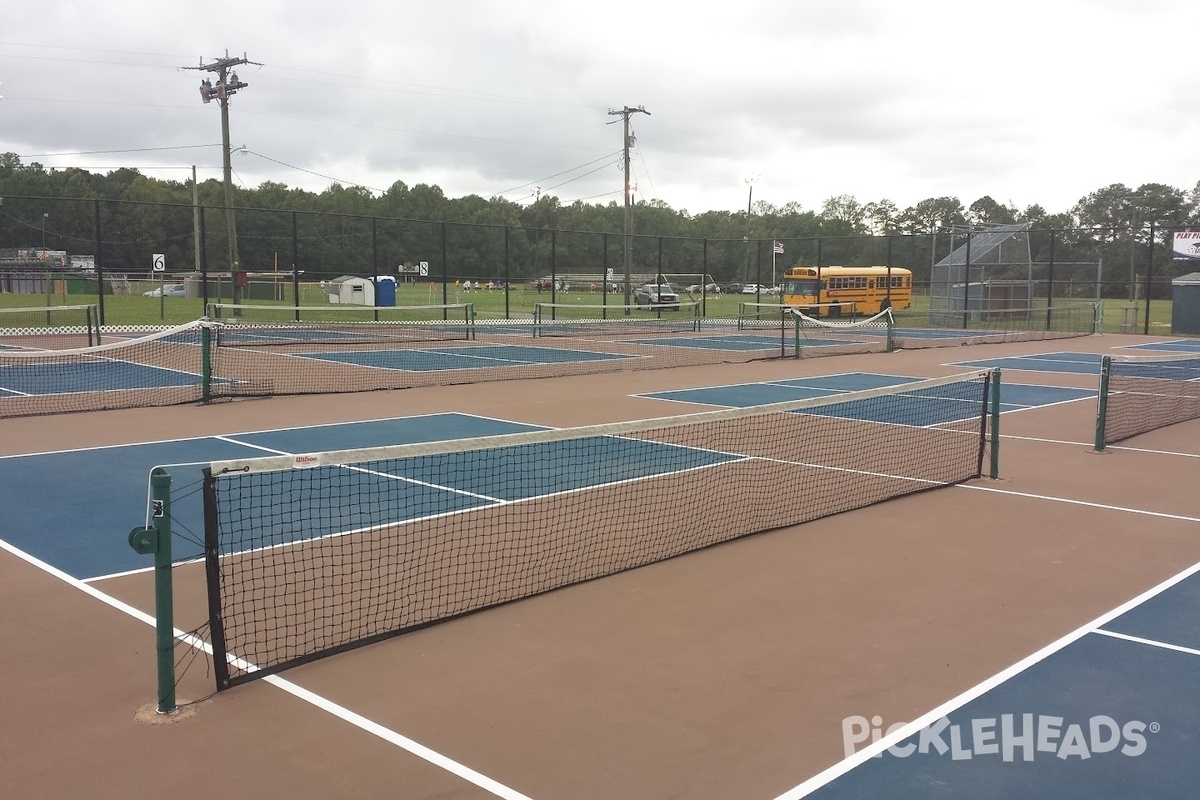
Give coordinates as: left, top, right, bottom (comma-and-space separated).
772, 558, 1200, 799
0, 538, 536, 800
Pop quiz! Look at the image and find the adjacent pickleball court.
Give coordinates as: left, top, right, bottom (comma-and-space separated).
291, 343, 643, 371
1122, 338, 1200, 354
4, 345, 1199, 800
638, 372, 1095, 424
952, 351, 1108, 375
0, 358, 207, 397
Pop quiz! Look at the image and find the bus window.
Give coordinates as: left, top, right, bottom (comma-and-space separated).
782, 279, 821, 295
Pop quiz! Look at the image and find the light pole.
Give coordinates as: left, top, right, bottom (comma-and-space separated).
41, 212, 48, 249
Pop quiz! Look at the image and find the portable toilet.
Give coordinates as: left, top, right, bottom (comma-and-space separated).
374, 276, 397, 307
327, 275, 374, 305
1171, 272, 1200, 335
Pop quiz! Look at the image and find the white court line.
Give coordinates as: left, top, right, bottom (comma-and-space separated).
0, 538, 537, 800
958, 483, 1200, 523
998, 433, 1200, 459
1092, 629, 1200, 659
772, 558, 1200, 799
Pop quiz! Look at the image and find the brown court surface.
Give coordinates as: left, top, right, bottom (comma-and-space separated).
2, 334, 1198, 800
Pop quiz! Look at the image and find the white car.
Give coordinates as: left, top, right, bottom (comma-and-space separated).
143, 284, 186, 297
741, 284, 762, 294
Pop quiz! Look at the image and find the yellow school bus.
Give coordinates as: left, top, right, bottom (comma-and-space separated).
780, 265, 913, 315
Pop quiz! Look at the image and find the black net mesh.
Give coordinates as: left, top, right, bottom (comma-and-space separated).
202, 371, 992, 688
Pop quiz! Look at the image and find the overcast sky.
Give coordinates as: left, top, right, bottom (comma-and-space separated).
3, 0, 1198, 217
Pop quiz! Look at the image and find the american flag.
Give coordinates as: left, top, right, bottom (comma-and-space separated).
773, 240, 784, 254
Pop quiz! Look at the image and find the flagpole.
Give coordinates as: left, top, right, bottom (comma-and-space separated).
772, 241, 782, 290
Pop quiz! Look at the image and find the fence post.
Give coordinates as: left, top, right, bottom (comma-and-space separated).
1045, 231, 1057, 330
127, 468, 176, 714
1143, 223, 1155, 335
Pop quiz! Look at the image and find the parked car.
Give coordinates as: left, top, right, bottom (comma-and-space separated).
143, 283, 186, 297
741, 283, 762, 294
634, 283, 680, 310
684, 283, 722, 294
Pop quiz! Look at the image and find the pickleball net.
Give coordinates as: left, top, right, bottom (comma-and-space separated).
531, 301, 701, 337
0, 303, 101, 349
0, 321, 205, 418
206, 302, 476, 346
1094, 352, 1200, 447
790, 307, 894, 356
200, 369, 995, 689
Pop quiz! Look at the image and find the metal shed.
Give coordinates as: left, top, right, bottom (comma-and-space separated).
327, 275, 374, 305
1171, 272, 1200, 335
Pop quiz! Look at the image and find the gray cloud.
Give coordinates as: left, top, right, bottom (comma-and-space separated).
4, 0, 1199, 216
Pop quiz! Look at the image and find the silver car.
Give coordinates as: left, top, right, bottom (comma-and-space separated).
634, 284, 680, 310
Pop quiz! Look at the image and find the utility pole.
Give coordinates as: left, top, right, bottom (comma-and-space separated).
188, 52, 255, 308
608, 105, 650, 308
743, 175, 757, 284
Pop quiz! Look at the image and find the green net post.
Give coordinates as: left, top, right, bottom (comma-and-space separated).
127, 467, 176, 714
87, 304, 100, 346
200, 320, 212, 403
989, 368, 1001, 478
885, 308, 895, 353
793, 309, 801, 359
1094, 355, 1111, 452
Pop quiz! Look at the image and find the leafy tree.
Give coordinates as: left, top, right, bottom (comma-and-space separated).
897, 197, 965, 235
967, 196, 1017, 226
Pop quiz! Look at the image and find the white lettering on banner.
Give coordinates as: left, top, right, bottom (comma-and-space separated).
842, 714, 1159, 761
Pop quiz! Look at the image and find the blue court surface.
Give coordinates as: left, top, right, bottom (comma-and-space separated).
1121, 339, 1200, 354
218, 327, 424, 345
5, 397, 1198, 798
638, 372, 1094, 424
0, 346, 643, 397
0, 359, 206, 396
629, 333, 783, 351
0, 412, 746, 581
952, 352, 1107, 375
794, 565, 1200, 799
292, 343, 640, 371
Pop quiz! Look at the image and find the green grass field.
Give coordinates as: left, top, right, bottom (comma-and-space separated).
0, 282, 1183, 336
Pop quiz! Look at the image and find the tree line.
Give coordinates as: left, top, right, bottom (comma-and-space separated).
2, 152, 1197, 295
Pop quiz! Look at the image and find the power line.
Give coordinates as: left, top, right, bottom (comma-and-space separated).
17, 144, 220, 158
245, 149, 389, 194
495, 151, 622, 198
